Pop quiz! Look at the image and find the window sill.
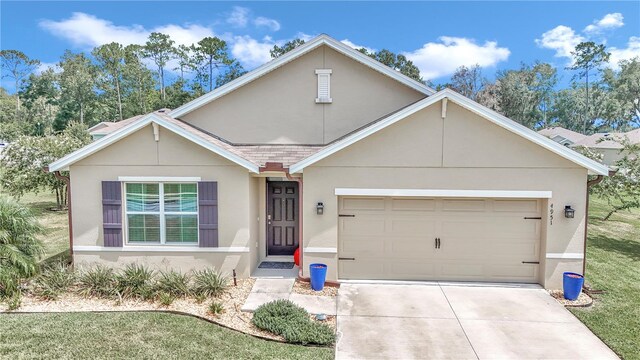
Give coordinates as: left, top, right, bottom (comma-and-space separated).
74, 245, 250, 253
315, 98, 333, 104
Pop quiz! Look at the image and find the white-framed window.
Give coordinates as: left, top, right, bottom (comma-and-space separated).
124, 182, 198, 245
315, 69, 332, 103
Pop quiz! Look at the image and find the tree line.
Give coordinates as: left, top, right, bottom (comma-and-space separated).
1, 35, 638, 142
0, 32, 246, 139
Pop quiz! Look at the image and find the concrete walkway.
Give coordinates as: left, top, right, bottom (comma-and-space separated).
241, 278, 337, 315
336, 283, 619, 360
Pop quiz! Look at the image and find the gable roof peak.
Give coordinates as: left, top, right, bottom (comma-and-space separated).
169, 34, 435, 118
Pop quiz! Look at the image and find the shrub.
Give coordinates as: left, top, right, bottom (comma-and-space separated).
208, 301, 224, 315
252, 300, 335, 346
115, 263, 155, 299
6, 291, 21, 310
192, 268, 228, 298
31, 262, 76, 300
0, 196, 44, 299
158, 292, 175, 307
156, 270, 190, 298
78, 265, 116, 298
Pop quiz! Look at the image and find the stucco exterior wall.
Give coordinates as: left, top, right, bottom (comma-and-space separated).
70, 124, 256, 276
180, 45, 425, 144
302, 102, 588, 289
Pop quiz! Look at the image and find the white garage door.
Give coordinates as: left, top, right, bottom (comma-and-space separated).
338, 197, 542, 283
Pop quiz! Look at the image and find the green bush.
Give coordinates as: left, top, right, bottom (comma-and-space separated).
252, 300, 335, 346
6, 291, 21, 310
78, 265, 116, 298
115, 263, 155, 299
192, 268, 228, 298
158, 292, 175, 306
31, 262, 76, 300
156, 270, 190, 297
208, 301, 224, 315
0, 196, 44, 299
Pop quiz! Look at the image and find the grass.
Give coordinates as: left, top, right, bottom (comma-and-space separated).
569, 196, 640, 360
0, 312, 334, 360
13, 191, 70, 261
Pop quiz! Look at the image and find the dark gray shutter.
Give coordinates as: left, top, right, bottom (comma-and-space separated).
102, 181, 123, 247
198, 182, 218, 247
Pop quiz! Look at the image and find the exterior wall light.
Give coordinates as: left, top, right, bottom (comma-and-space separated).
316, 202, 324, 215
564, 205, 575, 218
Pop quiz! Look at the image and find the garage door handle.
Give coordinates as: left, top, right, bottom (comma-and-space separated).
524, 217, 542, 220
339, 214, 355, 217
339, 257, 355, 261
435, 238, 441, 249
522, 261, 540, 264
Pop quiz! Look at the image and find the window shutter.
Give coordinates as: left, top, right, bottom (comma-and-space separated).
315, 69, 332, 103
102, 181, 123, 247
198, 182, 218, 247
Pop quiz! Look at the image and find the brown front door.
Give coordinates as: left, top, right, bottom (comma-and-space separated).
267, 181, 299, 256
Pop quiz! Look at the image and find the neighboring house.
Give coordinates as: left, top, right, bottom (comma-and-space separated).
537, 127, 586, 146
88, 116, 144, 141
49, 35, 609, 290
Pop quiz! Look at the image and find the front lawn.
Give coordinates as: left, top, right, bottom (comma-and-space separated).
0, 312, 334, 359
16, 191, 70, 261
569, 196, 640, 360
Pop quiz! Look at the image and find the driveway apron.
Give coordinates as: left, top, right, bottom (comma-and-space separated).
335, 283, 618, 360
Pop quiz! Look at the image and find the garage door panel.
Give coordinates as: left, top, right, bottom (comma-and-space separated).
340, 217, 386, 235
342, 197, 386, 211
339, 197, 541, 283
390, 218, 436, 234
442, 199, 487, 212
340, 236, 385, 256
391, 198, 436, 211
493, 199, 539, 213
390, 238, 435, 257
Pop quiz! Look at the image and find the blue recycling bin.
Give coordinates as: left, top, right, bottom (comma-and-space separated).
309, 263, 327, 291
563, 272, 584, 300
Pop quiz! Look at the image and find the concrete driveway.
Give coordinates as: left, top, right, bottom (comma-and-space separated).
336, 283, 618, 359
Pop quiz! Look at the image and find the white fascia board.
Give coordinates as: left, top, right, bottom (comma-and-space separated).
49, 114, 259, 173
444, 90, 610, 176
334, 188, 553, 199
289, 94, 444, 173
169, 35, 435, 118
49, 115, 157, 172
290, 89, 609, 176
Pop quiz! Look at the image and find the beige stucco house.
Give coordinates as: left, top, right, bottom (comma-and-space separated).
50, 35, 609, 290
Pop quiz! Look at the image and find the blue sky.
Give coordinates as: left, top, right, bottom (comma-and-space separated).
1, 1, 639, 91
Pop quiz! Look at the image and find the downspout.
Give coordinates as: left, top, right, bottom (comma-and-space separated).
50, 169, 73, 262
583, 173, 608, 277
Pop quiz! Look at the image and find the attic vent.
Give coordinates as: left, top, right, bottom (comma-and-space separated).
315, 69, 332, 103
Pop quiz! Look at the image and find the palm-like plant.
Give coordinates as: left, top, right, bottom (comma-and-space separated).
0, 196, 44, 297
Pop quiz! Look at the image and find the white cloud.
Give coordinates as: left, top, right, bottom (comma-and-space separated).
39, 12, 214, 48
584, 13, 624, 34
609, 36, 640, 68
254, 17, 280, 31
403, 36, 510, 80
340, 39, 375, 54
227, 7, 249, 28
535, 25, 585, 58
537, 13, 638, 68
231, 35, 275, 68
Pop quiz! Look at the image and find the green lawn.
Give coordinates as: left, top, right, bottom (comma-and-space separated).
0, 312, 334, 360
10, 191, 70, 261
569, 196, 640, 360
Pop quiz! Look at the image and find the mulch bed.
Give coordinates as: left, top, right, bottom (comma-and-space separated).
549, 290, 593, 307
